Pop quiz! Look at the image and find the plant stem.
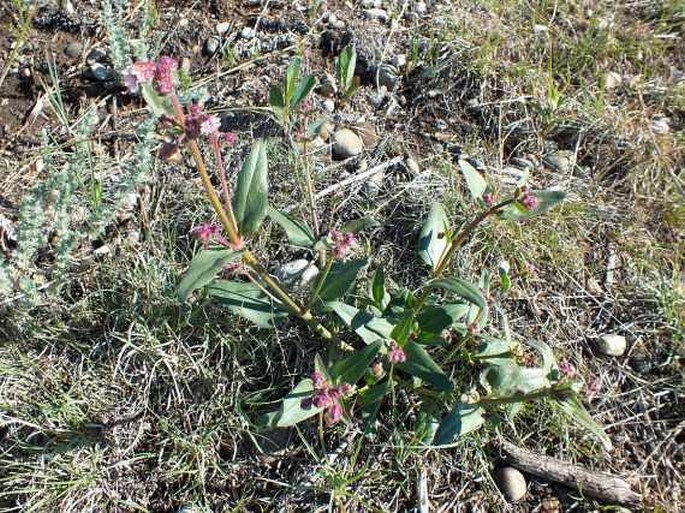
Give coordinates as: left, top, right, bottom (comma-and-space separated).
187, 139, 242, 247
242, 250, 333, 340
210, 137, 240, 233
308, 254, 334, 308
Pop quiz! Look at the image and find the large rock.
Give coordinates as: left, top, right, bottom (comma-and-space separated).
495, 467, 527, 502
332, 128, 364, 159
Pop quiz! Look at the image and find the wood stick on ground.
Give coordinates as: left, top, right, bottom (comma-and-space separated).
499, 440, 641, 506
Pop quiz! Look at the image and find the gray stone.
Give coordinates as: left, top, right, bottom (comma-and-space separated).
364, 8, 389, 23
89, 63, 114, 82
391, 54, 407, 68
323, 99, 335, 113
414, 1, 427, 15
332, 128, 364, 159
86, 48, 107, 64
216, 22, 231, 34
542, 150, 574, 174
376, 63, 399, 88
64, 41, 82, 58
598, 333, 627, 356
204, 36, 220, 56
241, 27, 255, 39
495, 467, 527, 502
276, 259, 319, 289
405, 156, 420, 174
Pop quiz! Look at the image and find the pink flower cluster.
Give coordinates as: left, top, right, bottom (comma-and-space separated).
304, 372, 354, 425
186, 103, 220, 139
190, 223, 228, 248
388, 341, 407, 364
330, 230, 357, 260
558, 359, 577, 379
521, 193, 539, 210
123, 57, 178, 95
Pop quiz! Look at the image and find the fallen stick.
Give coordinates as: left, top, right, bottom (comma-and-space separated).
314, 156, 404, 200
499, 439, 641, 506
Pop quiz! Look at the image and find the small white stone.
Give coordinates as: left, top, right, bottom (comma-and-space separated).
605, 71, 622, 89
332, 128, 364, 159
299, 264, 320, 288
323, 99, 335, 113
598, 334, 627, 356
414, 1, 427, 14
93, 244, 112, 257
391, 54, 407, 68
364, 8, 389, 23
241, 27, 255, 39
650, 117, 670, 135
216, 22, 231, 34
405, 156, 420, 174
495, 467, 527, 502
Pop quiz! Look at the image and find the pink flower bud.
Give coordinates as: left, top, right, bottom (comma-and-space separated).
312, 371, 326, 388
558, 360, 577, 379
190, 223, 222, 247
200, 115, 221, 137
483, 193, 495, 207
325, 402, 343, 425
223, 131, 237, 146
155, 56, 178, 94
521, 193, 539, 210
388, 341, 407, 364
330, 230, 357, 260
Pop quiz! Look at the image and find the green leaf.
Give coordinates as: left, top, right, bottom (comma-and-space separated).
483, 363, 549, 398
396, 342, 454, 391
458, 160, 487, 201
527, 340, 557, 376
285, 57, 301, 101
274, 378, 322, 427
359, 379, 391, 430
475, 338, 515, 359
268, 85, 285, 109
557, 395, 613, 452
326, 301, 392, 344
140, 83, 175, 117
417, 303, 469, 333
336, 46, 357, 94
499, 190, 566, 221
267, 206, 315, 247
433, 402, 486, 445
498, 260, 511, 292
342, 216, 379, 233
418, 202, 449, 271
390, 310, 415, 344
233, 140, 268, 234
291, 75, 316, 109
371, 266, 388, 310
316, 258, 367, 302
177, 248, 240, 302
426, 278, 487, 311
329, 341, 382, 384
207, 280, 286, 328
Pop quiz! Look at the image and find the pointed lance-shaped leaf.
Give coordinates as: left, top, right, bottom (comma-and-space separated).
233, 140, 269, 235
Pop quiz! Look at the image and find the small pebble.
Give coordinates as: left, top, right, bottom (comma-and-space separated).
405, 156, 420, 174
495, 467, 527, 502
89, 62, 114, 82
323, 99, 335, 113
598, 333, 627, 356
86, 48, 107, 64
241, 27, 255, 39
332, 128, 364, 159
216, 22, 231, 34
605, 71, 622, 89
64, 41, 82, 58
204, 36, 220, 56
391, 54, 407, 68
364, 8, 389, 23
414, 1, 427, 14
